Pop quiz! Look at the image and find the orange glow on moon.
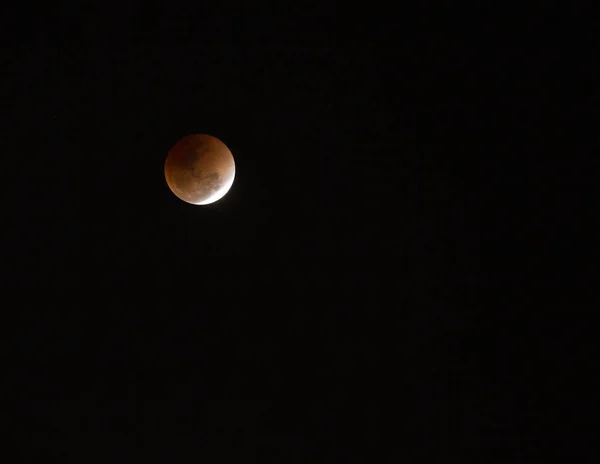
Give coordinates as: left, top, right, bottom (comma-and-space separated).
164, 134, 235, 205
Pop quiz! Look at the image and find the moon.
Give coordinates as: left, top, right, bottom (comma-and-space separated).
164, 134, 235, 205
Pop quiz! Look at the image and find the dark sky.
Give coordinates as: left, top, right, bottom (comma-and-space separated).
6, 1, 591, 462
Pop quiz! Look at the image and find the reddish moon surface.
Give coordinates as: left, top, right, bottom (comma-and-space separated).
164, 134, 235, 205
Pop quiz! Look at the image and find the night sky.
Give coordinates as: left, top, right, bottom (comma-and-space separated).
6, 1, 588, 462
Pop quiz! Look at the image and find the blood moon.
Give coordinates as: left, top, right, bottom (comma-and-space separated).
164, 134, 235, 205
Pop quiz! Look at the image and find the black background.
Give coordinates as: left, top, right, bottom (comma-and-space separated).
3, 1, 594, 461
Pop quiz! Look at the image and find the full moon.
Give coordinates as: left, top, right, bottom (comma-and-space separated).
164, 134, 235, 205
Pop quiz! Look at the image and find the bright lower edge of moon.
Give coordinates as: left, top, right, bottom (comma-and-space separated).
196, 167, 236, 205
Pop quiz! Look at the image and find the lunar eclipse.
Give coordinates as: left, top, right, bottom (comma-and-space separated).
164, 134, 235, 205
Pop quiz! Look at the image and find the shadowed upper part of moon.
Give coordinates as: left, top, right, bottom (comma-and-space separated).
164, 134, 235, 205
